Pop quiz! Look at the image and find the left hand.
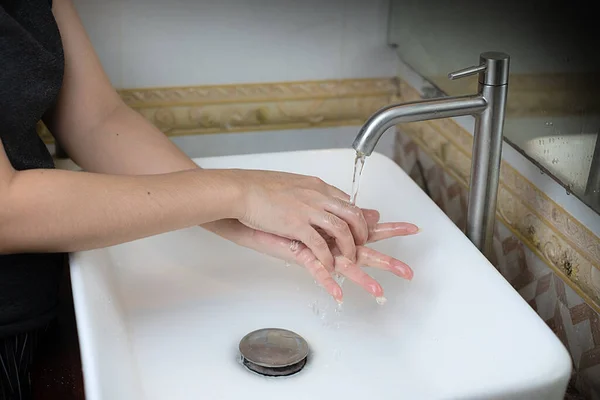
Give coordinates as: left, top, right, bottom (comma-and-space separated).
203, 209, 418, 303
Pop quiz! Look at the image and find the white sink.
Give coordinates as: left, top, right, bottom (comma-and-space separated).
70, 149, 571, 400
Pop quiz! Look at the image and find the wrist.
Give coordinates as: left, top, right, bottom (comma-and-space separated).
200, 169, 247, 220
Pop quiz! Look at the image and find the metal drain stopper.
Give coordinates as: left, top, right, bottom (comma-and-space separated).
239, 328, 309, 377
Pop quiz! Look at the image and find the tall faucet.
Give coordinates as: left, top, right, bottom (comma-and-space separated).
352, 52, 510, 258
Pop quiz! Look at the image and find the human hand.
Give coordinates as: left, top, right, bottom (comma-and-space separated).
203, 209, 418, 303
227, 170, 368, 270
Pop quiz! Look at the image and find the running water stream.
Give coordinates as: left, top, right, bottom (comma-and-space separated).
350, 152, 366, 205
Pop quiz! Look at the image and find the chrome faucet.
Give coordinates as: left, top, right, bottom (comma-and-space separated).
352, 51, 510, 258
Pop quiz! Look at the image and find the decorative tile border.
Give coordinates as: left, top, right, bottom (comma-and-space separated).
395, 80, 600, 313
37, 78, 398, 143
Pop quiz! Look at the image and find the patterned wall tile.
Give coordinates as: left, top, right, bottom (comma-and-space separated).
394, 128, 600, 398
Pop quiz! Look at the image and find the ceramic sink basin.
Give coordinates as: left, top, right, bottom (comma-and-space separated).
69, 149, 571, 400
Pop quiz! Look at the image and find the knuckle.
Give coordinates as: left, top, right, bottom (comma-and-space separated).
324, 213, 345, 230
333, 196, 348, 208
306, 176, 323, 186
348, 203, 363, 219
309, 231, 329, 250
335, 198, 361, 217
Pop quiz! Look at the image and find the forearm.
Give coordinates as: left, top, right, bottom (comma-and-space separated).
53, 102, 199, 175
55, 102, 233, 237
0, 167, 240, 254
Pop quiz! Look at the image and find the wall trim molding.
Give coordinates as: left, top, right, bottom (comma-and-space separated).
396, 80, 600, 312
38, 78, 399, 143
38, 72, 593, 143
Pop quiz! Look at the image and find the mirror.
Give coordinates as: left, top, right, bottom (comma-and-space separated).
387, 0, 600, 214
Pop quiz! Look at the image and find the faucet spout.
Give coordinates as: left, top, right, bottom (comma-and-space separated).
352, 95, 487, 156
352, 51, 510, 259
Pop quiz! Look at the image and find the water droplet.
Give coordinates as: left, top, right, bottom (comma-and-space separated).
375, 296, 387, 305
333, 273, 346, 286
334, 302, 343, 314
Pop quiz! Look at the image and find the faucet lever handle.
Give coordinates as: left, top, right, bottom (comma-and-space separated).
448, 64, 487, 80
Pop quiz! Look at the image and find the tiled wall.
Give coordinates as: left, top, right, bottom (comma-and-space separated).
394, 129, 600, 399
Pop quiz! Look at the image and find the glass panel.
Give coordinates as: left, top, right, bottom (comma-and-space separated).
388, 0, 600, 214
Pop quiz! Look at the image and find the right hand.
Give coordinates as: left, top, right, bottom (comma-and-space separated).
228, 170, 368, 270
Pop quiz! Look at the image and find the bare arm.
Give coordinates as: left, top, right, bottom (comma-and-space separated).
38, 0, 370, 269
0, 139, 242, 253
0, 0, 239, 253
18, 0, 416, 303
44, 0, 195, 175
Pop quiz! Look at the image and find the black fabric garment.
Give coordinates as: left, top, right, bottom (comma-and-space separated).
0, 0, 65, 340
0, 326, 47, 399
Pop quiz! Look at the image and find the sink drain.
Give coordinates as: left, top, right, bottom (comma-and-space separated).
239, 328, 309, 377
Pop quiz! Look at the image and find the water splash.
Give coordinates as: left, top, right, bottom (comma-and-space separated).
350, 152, 366, 205
332, 273, 346, 287
309, 276, 349, 329
375, 296, 388, 305
289, 240, 300, 252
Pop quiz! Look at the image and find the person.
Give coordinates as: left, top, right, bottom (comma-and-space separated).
0, 0, 418, 398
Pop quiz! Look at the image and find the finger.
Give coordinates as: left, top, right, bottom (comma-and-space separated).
291, 243, 335, 273
361, 209, 380, 230
356, 246, 413, 280
323, 197, 369, 245
310, 212, 356, 262
367, 222, 420, 243
313, 227, 336, 247
305, 259, 343, 302
335, 257, 384, 298
297, 226, 335, 270
249, 230, 315, 268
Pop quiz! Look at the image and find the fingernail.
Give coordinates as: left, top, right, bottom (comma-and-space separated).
392, 262, 413, 279
368, 282, 383, 297
408, 224, 420, 234
333, 286, 344, 303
